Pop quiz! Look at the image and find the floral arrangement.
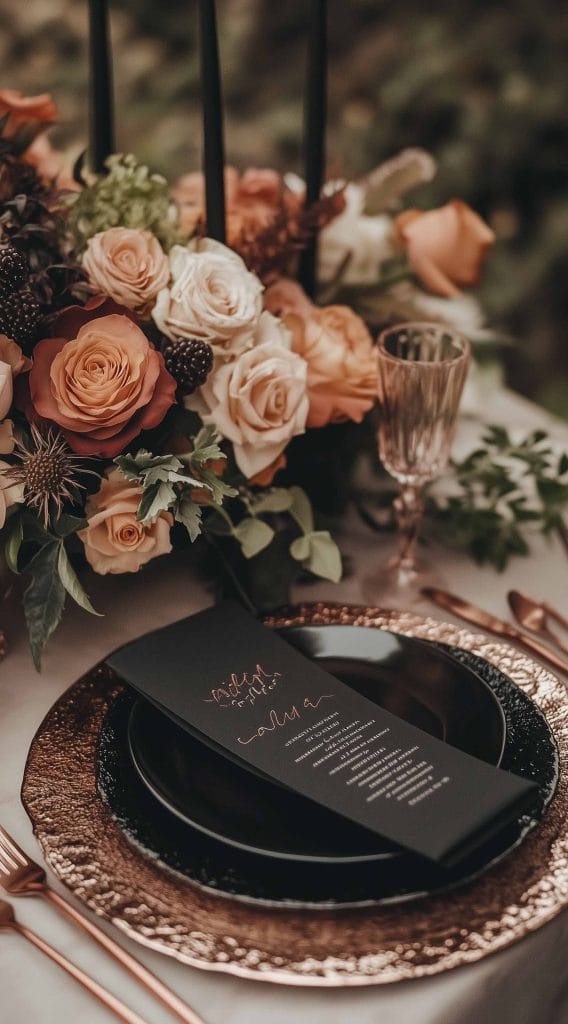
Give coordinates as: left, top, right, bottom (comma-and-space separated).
0, 90, 496, 666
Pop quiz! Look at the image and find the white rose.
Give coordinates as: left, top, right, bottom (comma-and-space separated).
0, 360, 13, 421
153, 238, 263, 359
188, 313, 309, 477
318, 183, 394, 287
0, 459, 23, 529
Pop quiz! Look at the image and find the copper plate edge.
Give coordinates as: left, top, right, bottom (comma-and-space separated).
21, 604, 568, 987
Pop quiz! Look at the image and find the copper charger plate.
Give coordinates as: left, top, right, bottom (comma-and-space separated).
21, 605, 568, 987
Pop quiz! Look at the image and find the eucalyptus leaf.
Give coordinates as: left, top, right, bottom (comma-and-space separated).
233, 517, 275, 559
288, 486, 314, 535
249, 488, 294, 515
302, 531, 343, 582
23, 544, 66, 671
4, 515, 23, 574
57, 545, 101, 616
289, 535, 310, 561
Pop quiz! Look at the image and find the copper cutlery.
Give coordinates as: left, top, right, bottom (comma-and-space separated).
421, 586, 568, 676
508, 590, 568, 655
0, 826, 207, 1024
0, 897, 150, 1024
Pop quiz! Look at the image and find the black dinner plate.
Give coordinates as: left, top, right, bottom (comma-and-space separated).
126, 625, 506, 866
96, 634, 556, 908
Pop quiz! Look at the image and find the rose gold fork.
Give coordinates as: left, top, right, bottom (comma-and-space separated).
0, 826, 206, 1024
0, 898, 150, 1024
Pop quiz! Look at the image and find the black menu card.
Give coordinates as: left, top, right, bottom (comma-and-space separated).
106, 601, 538, 866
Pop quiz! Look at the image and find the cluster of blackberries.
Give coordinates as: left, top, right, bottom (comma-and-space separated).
0, 245, 41, 347
162, 337, 214, 395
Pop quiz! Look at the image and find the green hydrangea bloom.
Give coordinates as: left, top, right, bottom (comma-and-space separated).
68, 153, 179, 250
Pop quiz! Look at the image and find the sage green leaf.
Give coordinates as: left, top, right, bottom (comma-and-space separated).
176, 494, 203, 542
57, 545, 101, 616
289, 535, 311, 561
249, 488, 294, 515
4, 515, 23, 574
137, 481, 176, 522
289, 486, 314, 534
189, 425, 226, 465
233, 517, 275, 559
303, 531, 343, 582
24, 543, 66, 671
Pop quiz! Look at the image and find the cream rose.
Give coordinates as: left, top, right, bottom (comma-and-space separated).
189, 313, 308, 477
83, 228, 170, 314
152, 238, 263, 358
0, 460, 24, 529
319, 183, 394, 286
78, 469, 173, 575
0, 361, 13, 421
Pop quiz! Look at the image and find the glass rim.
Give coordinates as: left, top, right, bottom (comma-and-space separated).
377, 321, 471, 367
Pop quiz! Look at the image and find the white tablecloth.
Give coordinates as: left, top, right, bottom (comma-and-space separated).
1, 389, 567, 1024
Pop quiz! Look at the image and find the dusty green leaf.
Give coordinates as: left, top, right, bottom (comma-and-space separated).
57, 545, 101, 616
23, 544, 66, 671
233, 517, 275, 559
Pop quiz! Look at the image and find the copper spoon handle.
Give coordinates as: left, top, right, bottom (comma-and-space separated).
14, 922, 150, 1024
44, 889, 206, 1024
543, 601, 568, 633
509, 629, 568, 676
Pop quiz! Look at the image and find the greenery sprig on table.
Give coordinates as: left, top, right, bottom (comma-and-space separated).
429, 426, 568, 570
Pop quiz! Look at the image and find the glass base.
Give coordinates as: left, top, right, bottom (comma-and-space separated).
360, 547, 445, 611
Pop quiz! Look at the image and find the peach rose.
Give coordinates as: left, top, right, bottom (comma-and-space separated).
29, 307, 176, 457
83, 228, 170, 314
190, 313, 308, 477
264, 278, 314, 320
78, 469, 172, 575
285, 304, 377, 427
0, 90, 57, 138
0, 459, 24, 529
25, 133, 80, 191
395, 200, 495, 297
0, 336, 32, 377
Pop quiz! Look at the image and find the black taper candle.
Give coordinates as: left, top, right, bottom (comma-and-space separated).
88, 0, 115, 174
198, 0, 226, 243
299, 0, 327, 298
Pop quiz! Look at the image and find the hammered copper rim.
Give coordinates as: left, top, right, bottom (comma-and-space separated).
21, 605, 568, 987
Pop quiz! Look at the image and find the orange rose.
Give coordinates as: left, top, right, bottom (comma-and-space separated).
173, 167, 301, 246
78, 469, 172, 575
83, 228, 170, 314
395, 200, 495, 297
0, 90, 57, 138
25, 133, 79, 191
285, 304, 377, 428
29, 302, 176, 457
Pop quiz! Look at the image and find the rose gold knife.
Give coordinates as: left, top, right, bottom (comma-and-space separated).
421, 586, 568, 676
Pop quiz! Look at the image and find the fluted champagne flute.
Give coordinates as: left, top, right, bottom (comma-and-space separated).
366, 322, 470, 603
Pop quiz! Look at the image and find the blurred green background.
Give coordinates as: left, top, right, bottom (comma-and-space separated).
0, 0, 566, 416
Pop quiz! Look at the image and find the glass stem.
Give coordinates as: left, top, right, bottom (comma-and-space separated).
393, 483, 424, 574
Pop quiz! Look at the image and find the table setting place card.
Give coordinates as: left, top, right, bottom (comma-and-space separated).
107, 601, 539, 868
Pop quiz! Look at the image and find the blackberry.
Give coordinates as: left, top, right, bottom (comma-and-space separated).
162, 338, 214, 395
0, 289, 42, 347
0, 246, 28, 297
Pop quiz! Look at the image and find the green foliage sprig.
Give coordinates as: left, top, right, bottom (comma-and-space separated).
429, 426, 568, 570
68, 154, 179, 250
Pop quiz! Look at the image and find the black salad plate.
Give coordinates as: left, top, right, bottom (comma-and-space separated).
96, 627, 557, 908
126, 626, 506, 865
